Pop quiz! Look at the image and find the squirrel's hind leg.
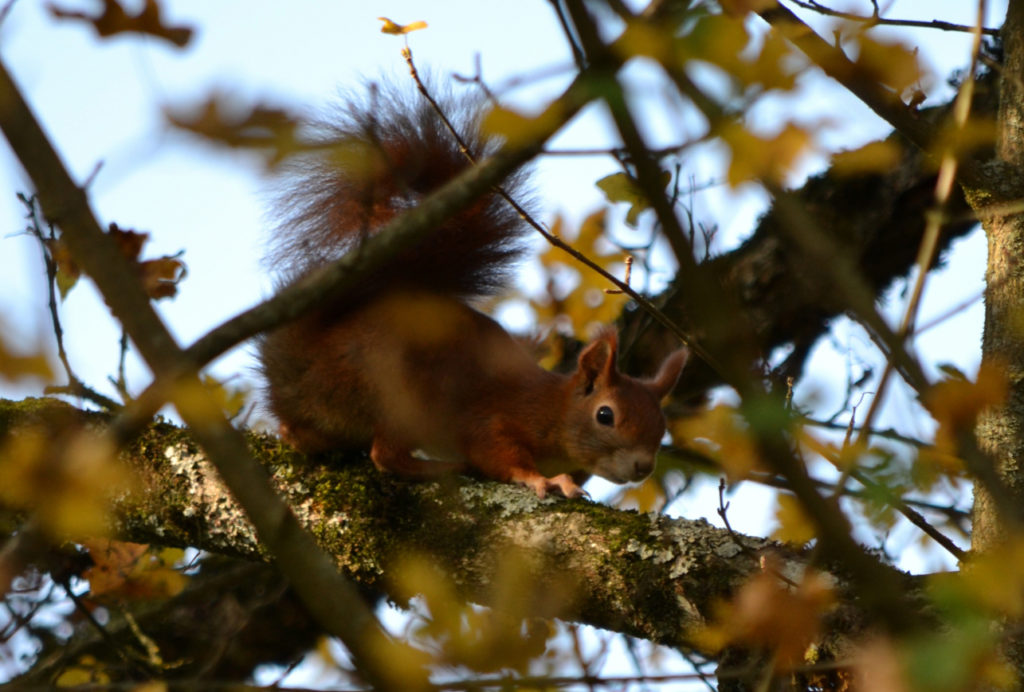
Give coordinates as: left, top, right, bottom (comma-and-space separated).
370, 435, 466, 479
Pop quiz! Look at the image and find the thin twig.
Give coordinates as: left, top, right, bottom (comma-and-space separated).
19, 194, 121, 411
788, 0, 999, 37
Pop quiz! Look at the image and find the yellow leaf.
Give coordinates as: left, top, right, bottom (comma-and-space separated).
132, 683, 168, 692
933, 536, 1024, 617
679, 14, 798, 93
618, 477, 665, 512
685, 14, 750, 72
831, 140, 903, 176
924, 360, 1007, 455
930, 117, 998, 161
44, 238, 80, 298
82, 540, 188, 602
613, 20, 677, 64
855, 36, 926, 94
0, 329, 53, 383
671, 404, 761, 480
377, 17, 428, 35
719, 0, 778, 15
481, 102, 565, 148
773, 493, 816, 545
200, 374, 249, 419
595, 170, 671, 228
532, 211, 632, 338
719, 121, 812, 187
0, 427, 131, 538
55, 655, 110, 687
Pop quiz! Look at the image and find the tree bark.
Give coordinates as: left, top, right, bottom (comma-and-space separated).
971, 0, 1024, 554
0, 397, 898, 674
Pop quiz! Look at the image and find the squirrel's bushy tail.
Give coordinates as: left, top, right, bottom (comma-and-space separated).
267, 84, 531, 303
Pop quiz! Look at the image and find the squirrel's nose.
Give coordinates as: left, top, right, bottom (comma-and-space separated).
633, 456, 654, 480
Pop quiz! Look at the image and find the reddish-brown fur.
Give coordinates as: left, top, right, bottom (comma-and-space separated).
259, 87, 687, 498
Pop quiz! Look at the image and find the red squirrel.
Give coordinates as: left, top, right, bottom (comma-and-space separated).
259, 87, 688, 499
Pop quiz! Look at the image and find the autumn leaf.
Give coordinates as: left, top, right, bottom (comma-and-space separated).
393, 550, 566, 673
165, 94, 303, 167
104, 224, 187, 300
0, 329, 53, 383
931, 536, 1024, 618
695, 562, 833, 669
676, 13, 798, 93
107, 223, 148, 261
831, 140, 904, 176
54, 655, 111, 686
924, 360, 1007, 455
614, 20, 678, 65
200, 374, 249, 419
719, 0, 778, 16
719, 120, 812, 187
617, 477, 666, 513
854, 35, 926, 95
0, 425, 133, 538
43, 237, 81, 298
773, 493, 816, 545
595, 170, 671, 228
670, 404, 761, 480
140, 255, 187, 300
481, 101, 566, 148
378, 17, 428, 35
47, 0, 193, 48
930, 116, 998, 161
81, 539, 187, 602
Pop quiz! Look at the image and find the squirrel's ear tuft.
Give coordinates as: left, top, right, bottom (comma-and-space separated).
647, 348, 688, 399
577, 329, 618, 392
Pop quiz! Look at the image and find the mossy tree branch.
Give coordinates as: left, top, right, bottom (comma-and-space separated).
0, 397, 906, 666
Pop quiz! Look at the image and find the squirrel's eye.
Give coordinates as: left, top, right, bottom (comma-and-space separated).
596, 405, 615, 426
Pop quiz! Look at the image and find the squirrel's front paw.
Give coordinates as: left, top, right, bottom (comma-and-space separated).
546, 473, 588, 499
508, 468, 587, 499
517, 473, 587, 500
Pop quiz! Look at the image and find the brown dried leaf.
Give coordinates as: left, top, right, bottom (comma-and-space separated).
81, 539, 187, 602
696, 564, 833, 669
108, 223, 148, 262
165, 95, 302, 166
43, 237, 81, 298
139, 256, 186, 300
47, 0, 193, 48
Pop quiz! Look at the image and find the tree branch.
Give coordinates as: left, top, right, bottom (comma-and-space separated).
0, 397, 903, 664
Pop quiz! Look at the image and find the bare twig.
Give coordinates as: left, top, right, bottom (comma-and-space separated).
19, 194, 121, 411
788, 0, 999, 37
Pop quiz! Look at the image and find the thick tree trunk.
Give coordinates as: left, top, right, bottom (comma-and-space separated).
972, 0, 1024, 554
